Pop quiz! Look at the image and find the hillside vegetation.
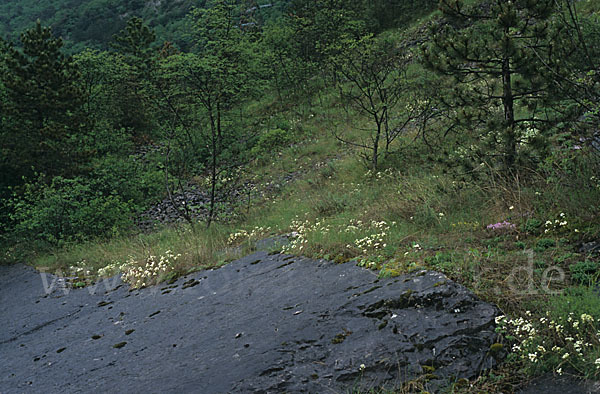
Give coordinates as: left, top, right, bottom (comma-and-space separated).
0, 0, 428, 52
2, 0, 600, 391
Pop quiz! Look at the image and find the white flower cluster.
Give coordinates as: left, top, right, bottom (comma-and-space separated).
227, 226, 272, 245
522, 123, 540, 144
544, 213, 568, 234
281, 218, 396, 259
352, 221, 392, 254
120, 250, 181, 288
281, 219, 326, 253
354, 234, 387, 254
69, 260, 92, 277
496, 311, 599, 375
353, 221, 396, 269
97, 261, 123, 278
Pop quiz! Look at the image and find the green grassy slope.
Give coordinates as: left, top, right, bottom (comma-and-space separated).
6, 1, 600, 391
32, 83, 600, 393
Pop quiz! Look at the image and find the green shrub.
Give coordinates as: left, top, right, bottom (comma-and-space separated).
8, 176, 134, 245
319, 162, 336, 179
90, 154, 163, 209
251, 128, 293, 157
522, 218, 542, 234
274, 117, 291, 131
425, 251, 455, 271
536, 238, 556, 251
570, 260, 600, 284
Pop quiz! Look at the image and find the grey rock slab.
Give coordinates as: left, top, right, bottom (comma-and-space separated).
579, 240, 600, 255
1, 252, 500, 393
518, 374, 600, 394
254, 235, 292, 251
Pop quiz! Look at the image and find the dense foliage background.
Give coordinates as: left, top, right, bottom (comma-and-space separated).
0, 0, 447, 244
2, 0, 600, 388
0, 0, 440, 52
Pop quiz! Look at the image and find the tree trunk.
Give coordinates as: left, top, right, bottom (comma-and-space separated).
372, 114, 382, 170
216, 101, 222, 152
501, 54, 516, 170
164, 141, 195, 230
207, 109, 218, 229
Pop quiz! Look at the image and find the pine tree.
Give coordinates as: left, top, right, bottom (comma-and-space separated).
422, 0, 574, 170
1, 21, 85, 180
0, 37, 14, 195
111, 17, 157, 139
112, 16, 156, 68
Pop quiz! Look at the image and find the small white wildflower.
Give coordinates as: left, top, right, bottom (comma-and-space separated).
537, 345, 546, 353
509, 205, 514, 210
562, 353, 570, 359
581, 314, 594, 323
528, 353, 538, 362
359, 364, 366, 371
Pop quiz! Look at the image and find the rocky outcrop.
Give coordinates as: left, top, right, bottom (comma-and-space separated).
518, 374, 599, 394
136, 172, 302, 231
0, 252, 500, 393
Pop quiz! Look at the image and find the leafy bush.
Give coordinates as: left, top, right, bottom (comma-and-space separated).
522, 218, 542, 234
251, 128, 293, 158
90, 153, 164, 210
425, 251, 455, 271
570, 260, 600, 284
272, 116, 291, 131
8, 176, 134, 245
536, 238, 556, 251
